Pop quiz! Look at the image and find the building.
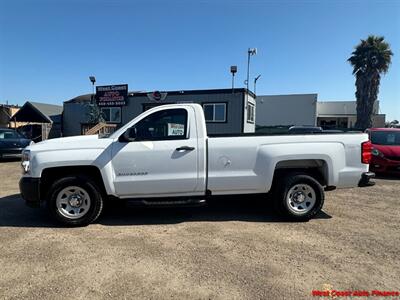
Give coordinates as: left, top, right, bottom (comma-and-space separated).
0, 104, 21, 128
12, 101, 63, 141
317, 101, 386, 129
255, 93, 385, 130
63, 88, 256, 136
62, 88, 387, 137
256, 94, 318, 127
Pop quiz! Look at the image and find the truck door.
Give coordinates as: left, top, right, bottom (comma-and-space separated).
111, 107, 200, 197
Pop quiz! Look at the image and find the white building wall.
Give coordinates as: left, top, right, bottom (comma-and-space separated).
317, 101, 380, 115
317, 101, 385, 128
256, 94, 318, 126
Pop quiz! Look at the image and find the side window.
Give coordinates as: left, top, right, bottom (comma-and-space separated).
247, 103, 255, 123
129, 109, 188, 141
203, 103, 226, 122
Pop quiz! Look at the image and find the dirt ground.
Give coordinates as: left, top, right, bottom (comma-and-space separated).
0, 159, 399, 299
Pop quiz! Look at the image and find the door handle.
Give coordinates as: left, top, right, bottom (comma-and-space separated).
176, 146, 195, 151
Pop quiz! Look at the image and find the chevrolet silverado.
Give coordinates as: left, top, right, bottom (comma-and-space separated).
19, 104, 374, 226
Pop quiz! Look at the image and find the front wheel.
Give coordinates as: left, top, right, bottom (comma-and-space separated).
273, 173, 324, 221
47, 176, 104, 226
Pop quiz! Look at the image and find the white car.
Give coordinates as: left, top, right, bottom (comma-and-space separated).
20, 104, 374, 226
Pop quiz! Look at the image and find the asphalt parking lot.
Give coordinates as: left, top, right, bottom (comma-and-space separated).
0, 159, 399, 299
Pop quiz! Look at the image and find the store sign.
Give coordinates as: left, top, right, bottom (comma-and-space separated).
96, 84, 128, 106
147, 91, 168, 102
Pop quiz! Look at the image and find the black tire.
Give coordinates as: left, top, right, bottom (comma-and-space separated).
47, 176, 104, 226
272, 173, 324, 221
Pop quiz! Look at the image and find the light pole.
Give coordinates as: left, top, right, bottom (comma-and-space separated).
254, 74, 261, 96
89, 76, 96, 104
230, 65, 237, 93
245, 48, 257, 91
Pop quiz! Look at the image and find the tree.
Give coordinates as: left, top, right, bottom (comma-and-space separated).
86, 103, 105, 124
348, 35, 393, 130
388, 120, 399, 128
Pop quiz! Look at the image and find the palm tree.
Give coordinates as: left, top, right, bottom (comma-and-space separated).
348, 35, 393, 130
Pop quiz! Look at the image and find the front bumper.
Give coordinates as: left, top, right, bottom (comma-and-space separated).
0, 148, 24, 157
358, 172, 375, 187
370, 156, 400, 174
19, 177, 41, 207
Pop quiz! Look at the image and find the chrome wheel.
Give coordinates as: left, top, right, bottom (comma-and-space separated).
56, 186, 91, 219
286, 183, 316, 215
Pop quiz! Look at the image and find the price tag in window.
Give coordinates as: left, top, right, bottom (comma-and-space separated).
168, 123, 185, 136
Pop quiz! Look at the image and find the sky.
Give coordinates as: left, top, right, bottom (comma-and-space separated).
0, 0, 399, 120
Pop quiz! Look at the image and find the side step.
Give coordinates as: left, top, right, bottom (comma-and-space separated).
127, 198, 207, 207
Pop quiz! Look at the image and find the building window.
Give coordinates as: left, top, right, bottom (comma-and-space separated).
247, 103, 255, 123
101, 107, 121, 123
203, 103, 226, 122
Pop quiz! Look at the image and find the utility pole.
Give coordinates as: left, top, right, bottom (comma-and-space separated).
246, 48, 257, 91
245, 48, 257, 108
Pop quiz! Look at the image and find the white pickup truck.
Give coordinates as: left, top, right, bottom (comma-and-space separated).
20, 104, 374, 226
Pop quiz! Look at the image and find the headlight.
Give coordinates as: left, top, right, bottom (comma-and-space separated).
21, 150, 31, 174
371, 148, 384, 157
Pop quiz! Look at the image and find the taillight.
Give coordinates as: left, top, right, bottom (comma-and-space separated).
361, 141, 372, 164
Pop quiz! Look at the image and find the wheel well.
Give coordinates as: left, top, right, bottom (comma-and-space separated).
273, 159, 328, 186
40, 166, 106, 199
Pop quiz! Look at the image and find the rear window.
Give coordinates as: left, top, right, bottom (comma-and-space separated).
370, 131, 400, 146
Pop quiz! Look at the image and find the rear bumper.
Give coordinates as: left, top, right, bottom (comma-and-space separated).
358, 172, 375, 187
19, 177, 41, 207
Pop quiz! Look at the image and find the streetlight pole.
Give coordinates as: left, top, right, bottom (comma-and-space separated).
89, 76, 96, 104
230, 65, 237, 93
254, 74, 261, 96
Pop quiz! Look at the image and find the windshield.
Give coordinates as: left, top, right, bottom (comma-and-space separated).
0, 129, 24, 139
370, 131, 400, 146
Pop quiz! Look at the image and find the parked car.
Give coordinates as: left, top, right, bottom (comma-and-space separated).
0, 128, 32, 159
366, 128, 400, 175
20, 104, 373, 226
288, 126, 323, 134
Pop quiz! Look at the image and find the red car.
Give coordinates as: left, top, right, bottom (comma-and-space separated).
366, 128, 400, 175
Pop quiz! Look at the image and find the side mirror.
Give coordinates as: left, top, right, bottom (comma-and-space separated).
119, 127, 136, 142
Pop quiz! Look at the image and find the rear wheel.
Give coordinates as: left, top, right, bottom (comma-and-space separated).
273, 173, 324, 221
47, 176, 104, 226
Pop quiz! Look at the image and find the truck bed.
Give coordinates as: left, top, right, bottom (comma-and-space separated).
207, 133, 369, 195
